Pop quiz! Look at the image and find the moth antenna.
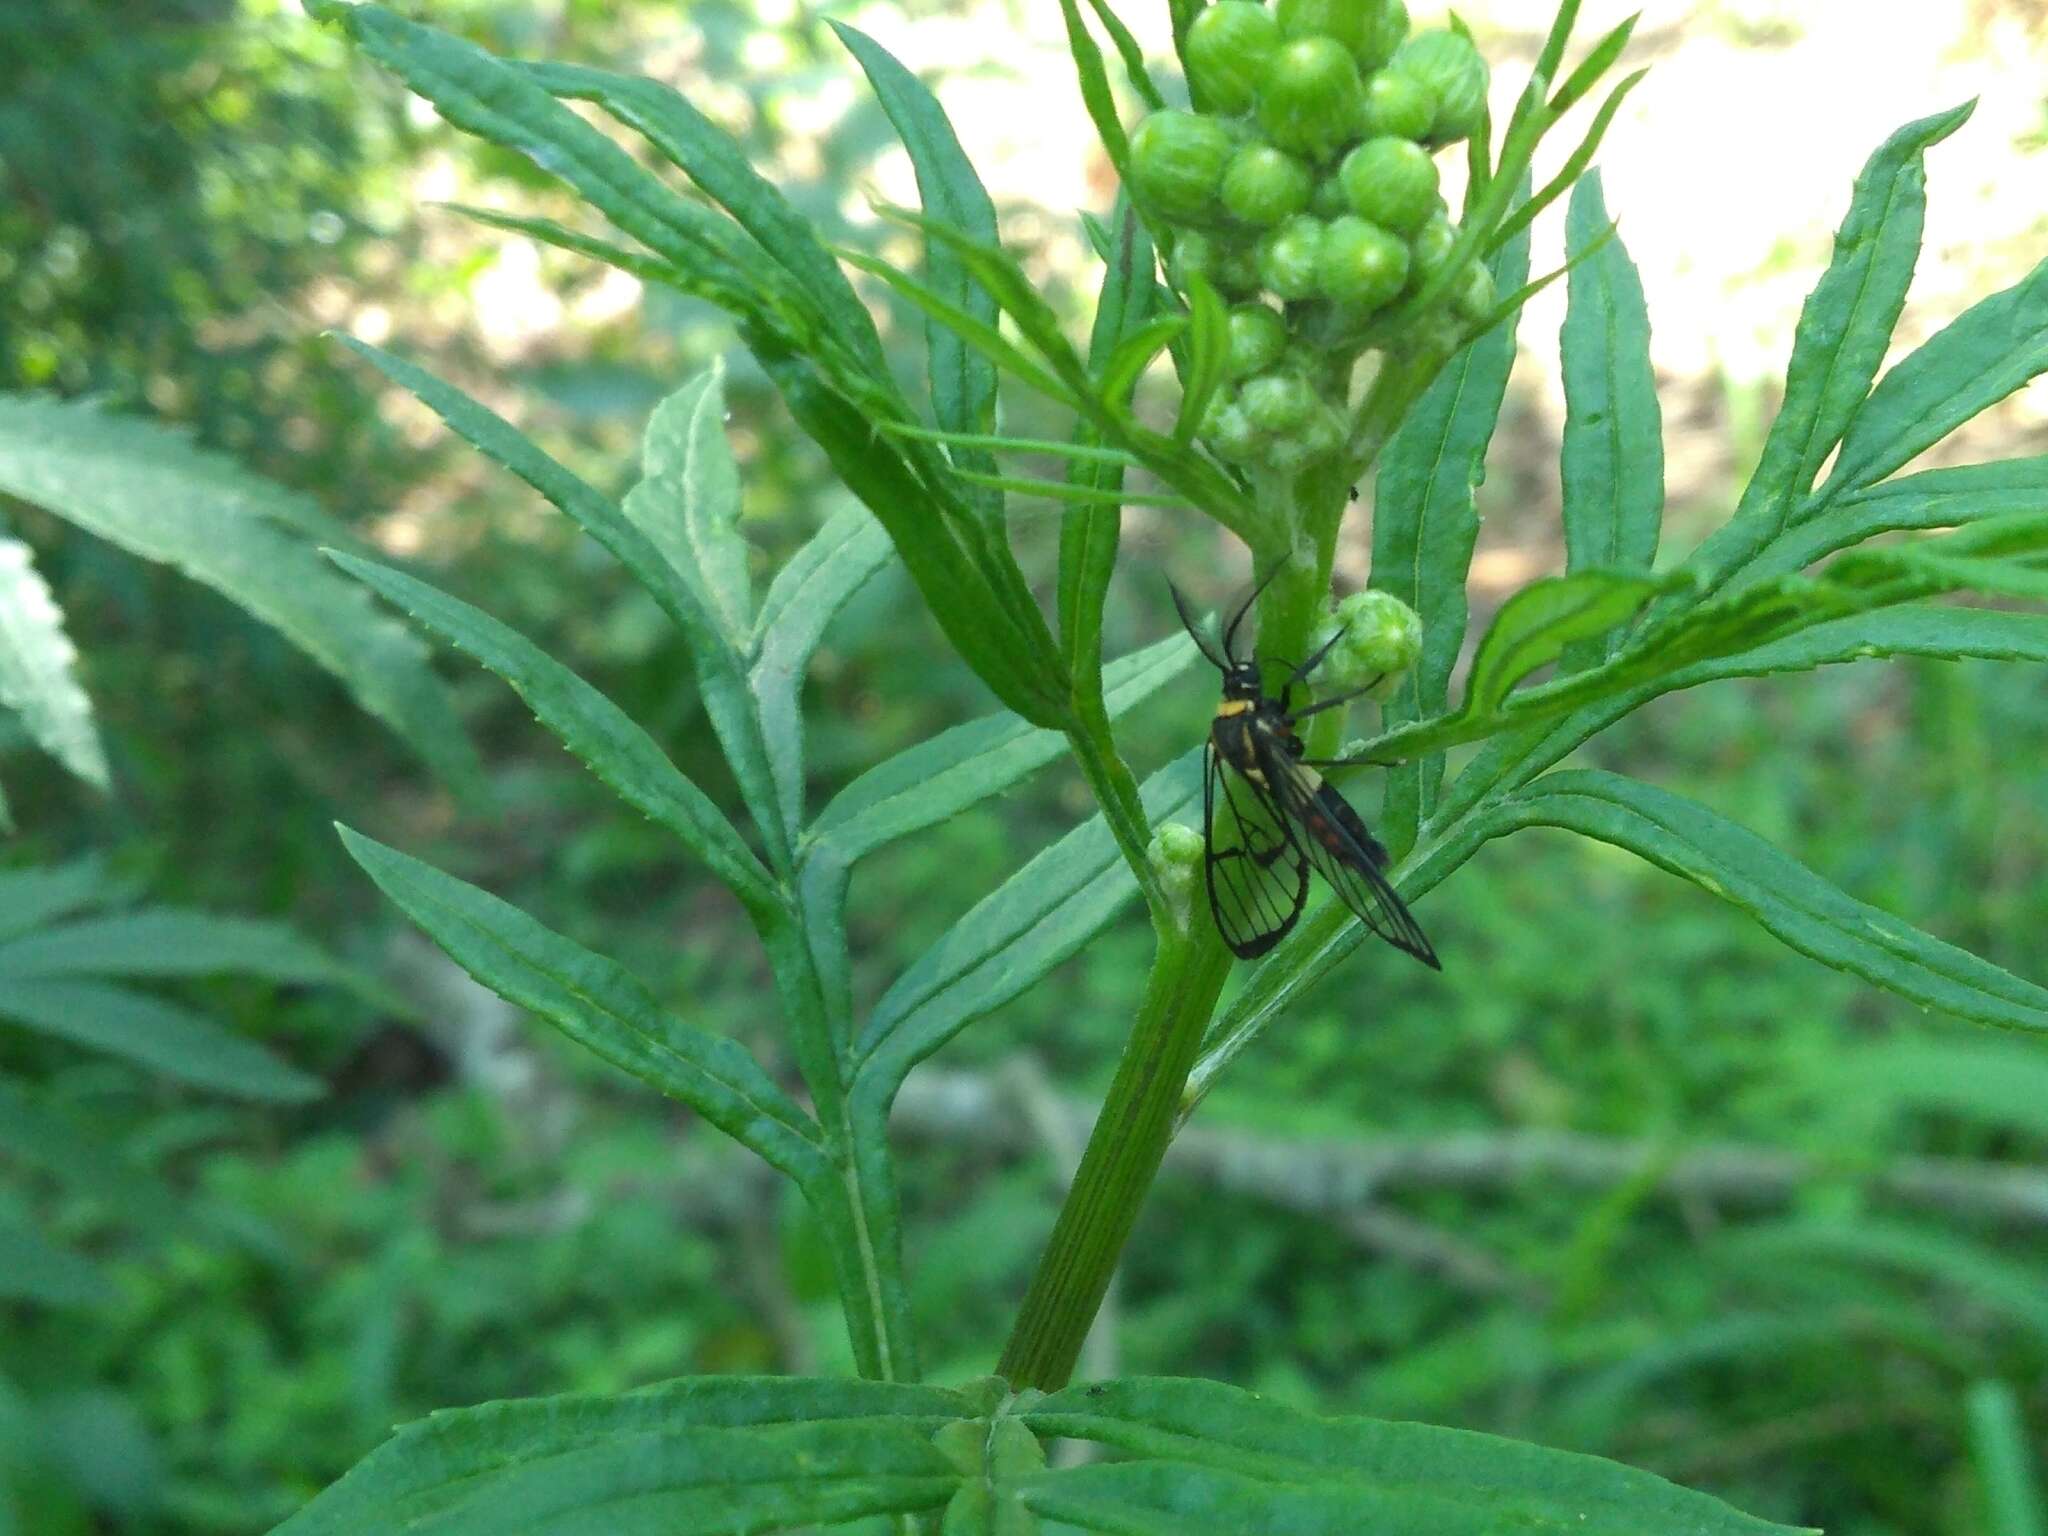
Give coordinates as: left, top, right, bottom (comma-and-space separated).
1223, 567, 1284, 664
1167, 581, 1228, 671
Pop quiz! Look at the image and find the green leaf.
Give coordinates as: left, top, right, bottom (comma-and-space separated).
0, 1220, 112, 1309
338, 828, 827, 1183
0, 979, 324, 1102
0, 395, 476, 790
524, 59, 889, 379
1463, 570, 1667, 716
1684, 105, 1974, 586
271, 1376, 971, 1536
0, 533, 105, 790
1657, 604, 2048, 689
749, 503, 895, 832
337, 340, 793, 868
1174, 275, 1231, 443
1020, 1378, 1797, 1535
810, 634, 1195, 869
1826, 253, 2048, 500
1064, 200, 1160, 704
749, 339, 1072, 728
0, 908, 354, 988
832, 21, 1002, 519
332, 553, 778, 919
1370, 224, 1533, 849
0, 856, 116, 942
1558, 171, 1661, 672
1053, 0, 1132, 180
1482, 770, 2048, 1032
622, 364, 752, 649
853, 751, 1204, 1096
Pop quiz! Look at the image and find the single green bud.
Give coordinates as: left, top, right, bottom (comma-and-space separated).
1130, 109, 1236, 222
1171, 230, 1260, 298
1273, 0, 1376, 59
1407, 210, 1458, 280
1185, 1, 1283, 116
1337, 135, 1439, 234
1149, 822, 1205, 908
1226, 303, 1289, 376
1360, 0, 1409, 69
1262, 399, 1342, 471
1329, 589, 1422, 698
1220, 143, 1314, 228
1392, 29, 1488, 144
1257, 36, 1366, 161
1452, 256, 1496, 321
1316, 214, 1410, 311
1240, 369, 1319, 435
1360, 68, 1435, 141
1200, 392, 1261, 461
1255, 213, 1326, 299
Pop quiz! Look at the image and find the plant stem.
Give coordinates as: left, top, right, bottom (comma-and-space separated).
997, 915, 1232, 1389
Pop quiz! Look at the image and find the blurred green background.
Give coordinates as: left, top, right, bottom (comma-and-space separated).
5, 2, 2048, 1533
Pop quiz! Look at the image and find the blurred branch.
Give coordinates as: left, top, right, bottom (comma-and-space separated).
891, 1067, 2048, 1233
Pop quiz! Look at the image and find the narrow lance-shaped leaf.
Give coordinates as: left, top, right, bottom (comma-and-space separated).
1020, 1377, 1797, 1536
0, 908, 358, 989
749, 502, 895, 833
1482, 770, 2048, 1032
1558, 171, 1661, 673
1462, 569, 1668, 716
831, 22, 1003, 521
337, 340, 795, 868
1054, 0, 1133, 180
623, 365, 752, 649
811, 634, 1196, 868
271, 1377, 977, 1536
853, 751, 1205, 1100
0, 980, 322, 1102
1065, 199, 1159, 703
1823, 251, 2048, 502
523, 59, 891, 380
748, 337, 1072, 727
338, 828, 829, 1185
0, 394, 477, 791
1370, 221, 1533, 851
331, 552, 779, 920
0, 533, 105, 790
1680, 104, 1973, 590
0, 856, 116, 942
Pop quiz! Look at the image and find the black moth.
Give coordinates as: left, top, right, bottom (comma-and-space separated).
1171, 579, 1440, 970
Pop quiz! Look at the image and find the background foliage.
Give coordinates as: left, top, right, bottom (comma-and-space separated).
4, 2, 2048, 1533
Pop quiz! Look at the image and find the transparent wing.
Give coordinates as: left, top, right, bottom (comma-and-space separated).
1263, 741, 1440, 970
1203, 743, 1309, 960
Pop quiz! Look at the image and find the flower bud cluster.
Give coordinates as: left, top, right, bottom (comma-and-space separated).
1129, 1, 1490, 472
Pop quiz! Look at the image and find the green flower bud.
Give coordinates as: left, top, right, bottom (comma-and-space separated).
1149, 821, 1205, 908
1220, 143, 1314, 228
1361, 68, 1434, 140
1255, 214, 1326, 299
1407, 210, 1458, 280
1170, 230, 1261, 298
1130, 109, 1236, 222
1329, 589, 1422, 698
1316, 214, 1410, 311
1310, 171, 1351, 220
1392, 29, 1488, 145
1257, 37, 1366, 161
1338, 135, 1439, 234
1360, 0, 1409, 69
1226, 303, 1289, 377
1452, 256, 1496, 321
1200, 392, 1261, 461
1186, 2, 1282, 116
1262, 398, 1342, 471
1274, 0, 1375, 59
1240, 369, 1319, 435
